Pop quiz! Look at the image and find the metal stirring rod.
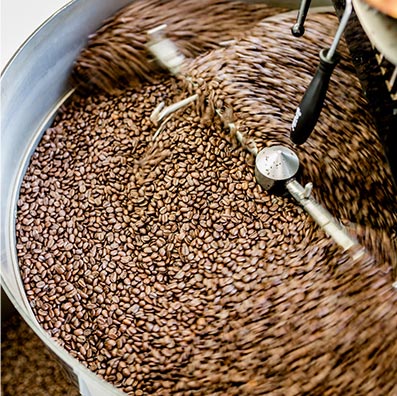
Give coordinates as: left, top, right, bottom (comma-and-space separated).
291, 0, 312, 37
290, 0, 353, 145
216, 111, 361, 253
254, 145, 361, 254
146, 23, 360, 253
327, 0, 353, 62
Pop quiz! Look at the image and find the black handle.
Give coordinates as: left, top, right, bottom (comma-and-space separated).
291, 0, 312, 37
290, 49, 339, 145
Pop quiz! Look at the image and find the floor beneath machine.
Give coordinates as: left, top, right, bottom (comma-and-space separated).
1, 312, 79, 396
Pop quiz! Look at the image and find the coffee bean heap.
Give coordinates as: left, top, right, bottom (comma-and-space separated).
16, 6, 396, 396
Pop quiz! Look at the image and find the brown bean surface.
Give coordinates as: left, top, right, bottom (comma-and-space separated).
72, 0, 285, 94
16, 5, 397, 396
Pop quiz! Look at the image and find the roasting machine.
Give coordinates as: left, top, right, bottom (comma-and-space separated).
1, 0, 396, 395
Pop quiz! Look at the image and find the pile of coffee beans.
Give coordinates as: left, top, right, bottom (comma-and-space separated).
16, 4, 396, 396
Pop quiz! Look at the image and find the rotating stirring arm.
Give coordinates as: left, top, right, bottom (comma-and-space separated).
254, 145, 361, 255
